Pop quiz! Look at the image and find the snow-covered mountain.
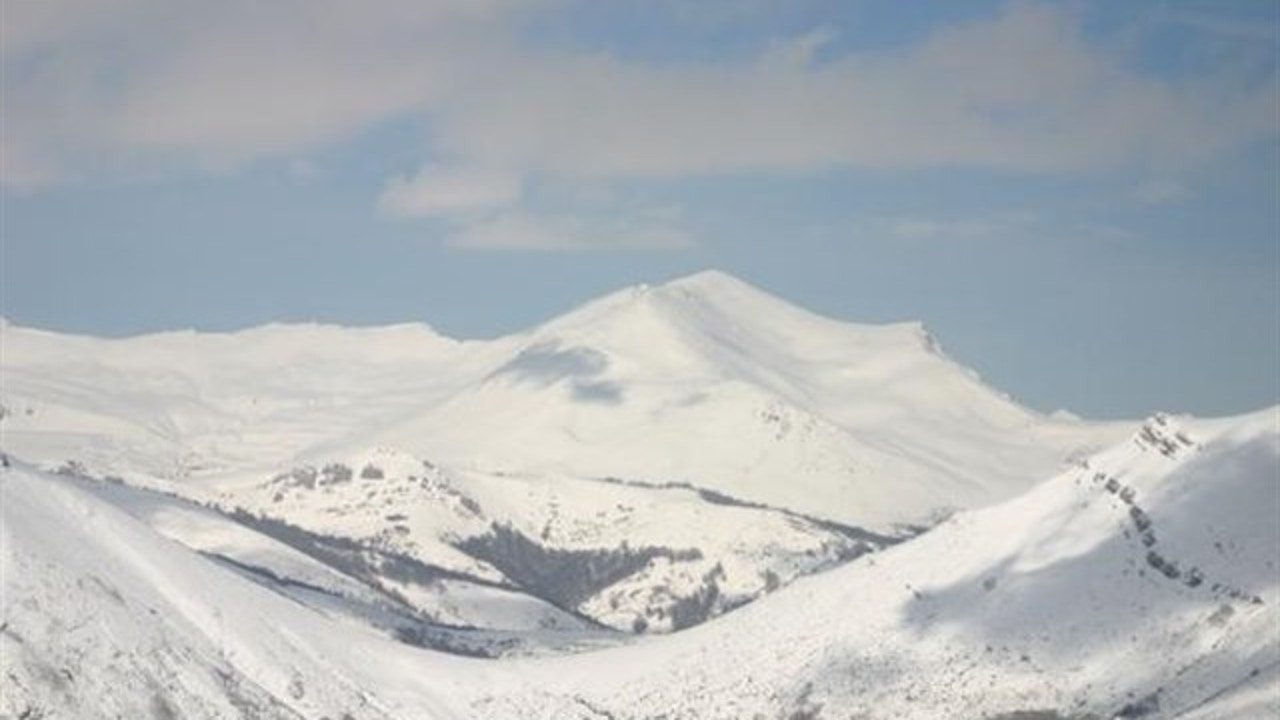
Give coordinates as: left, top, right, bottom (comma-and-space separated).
4, 407, 1275, 719
339, 270, 1127, 530
2, 270, 1274, 718
0, 271, 1129, 638
473, 408, 1280, 719
0, 270, 1123, 529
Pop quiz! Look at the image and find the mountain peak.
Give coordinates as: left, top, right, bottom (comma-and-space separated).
657, 269, 792, 308
579, 270, 764, 310
533, 269, 952, 366
532, 269, 805, 346
663, 269, 754, 293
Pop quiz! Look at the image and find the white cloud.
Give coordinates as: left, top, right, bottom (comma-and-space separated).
1, 0, 528, 182
888, 211, 1038, 241
378, 165, 523, 217
428, 3, 1276, 179
1160, 8, 1280, 43
1082, 224, 1142, 243
879, 210, 1142, 245
444, 208, 693, 252
2, 1, 1274, 251
286, 159, 323, 183
1132, 179, 1192, 205
0, 138, 63, 192
5, 1, 1275, 191
764, 25, 840, 67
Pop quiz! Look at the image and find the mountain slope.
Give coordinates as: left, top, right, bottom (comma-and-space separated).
334, 271, 1130, 528
0, 271, 1126, 531
0, 270, 1130, 641
0, 461, 466, 720
5, 408, 1274, 719
469, 408, 1280, 718
218, 448, 890, 634
0, 321, 472, 480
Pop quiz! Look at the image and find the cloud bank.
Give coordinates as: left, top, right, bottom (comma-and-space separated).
3, 1, 1275, 249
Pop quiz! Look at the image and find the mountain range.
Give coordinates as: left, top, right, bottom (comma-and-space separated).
1, 271, 1275, 719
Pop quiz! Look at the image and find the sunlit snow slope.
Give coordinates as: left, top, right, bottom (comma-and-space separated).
0, 271, 1123, 530
352, 271, 1126, 529
3, 409, 1275, 719
469, 409, 1280, 719
0, 460, 473, 720
6, 270, 1272, 718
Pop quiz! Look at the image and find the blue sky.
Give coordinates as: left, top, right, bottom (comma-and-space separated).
2, 0, 1277, 419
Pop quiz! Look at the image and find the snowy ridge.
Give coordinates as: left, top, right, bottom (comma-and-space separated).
352, 270, 1124, 529
3, 408, 1275, 718
197, 448, 890, 636
1, 271, 1274, 718
0, 271, 1126, 642
0, 270, 1126, 529
470, 407, 1280, 718
0, 461, 459, 719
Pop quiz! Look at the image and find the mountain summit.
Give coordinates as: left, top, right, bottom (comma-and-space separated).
1, 271, 1273, 720
321, 270, 1128, 529
0, 270, 1125, 529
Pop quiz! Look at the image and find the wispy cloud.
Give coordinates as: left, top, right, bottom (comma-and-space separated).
6, 2, 1276, 187
875, 210, 1142, 245
1080, 224, 1142, 243
1160, 8, 1280, 43
1131, 179, 1192, 206
444, 206, 693, 252
2, 2, 1274, 251
888, 211, 1039, 241
378, 165, 523, 218
0, 1, 526, 187
424, 3, 1276, 180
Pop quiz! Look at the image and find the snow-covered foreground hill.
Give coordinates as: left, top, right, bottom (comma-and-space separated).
3, 407, 1276, 719
474, 409, 1280, 719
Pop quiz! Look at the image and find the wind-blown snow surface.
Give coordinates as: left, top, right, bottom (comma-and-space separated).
3, 408, 1276, 719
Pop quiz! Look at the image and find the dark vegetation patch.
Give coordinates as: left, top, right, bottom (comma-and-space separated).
593, 475, 901, 548
1113, 692, 1160, 718
669, 564, 739, 631
225, 508, 499, 589
456, 522, 701, 610
149, 693, 179, 720
784, 682, 823, 720
988, 707, 1100, 712
320, 463, 352, 485
204, 553, 336, 599
218, 510, 609, 655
